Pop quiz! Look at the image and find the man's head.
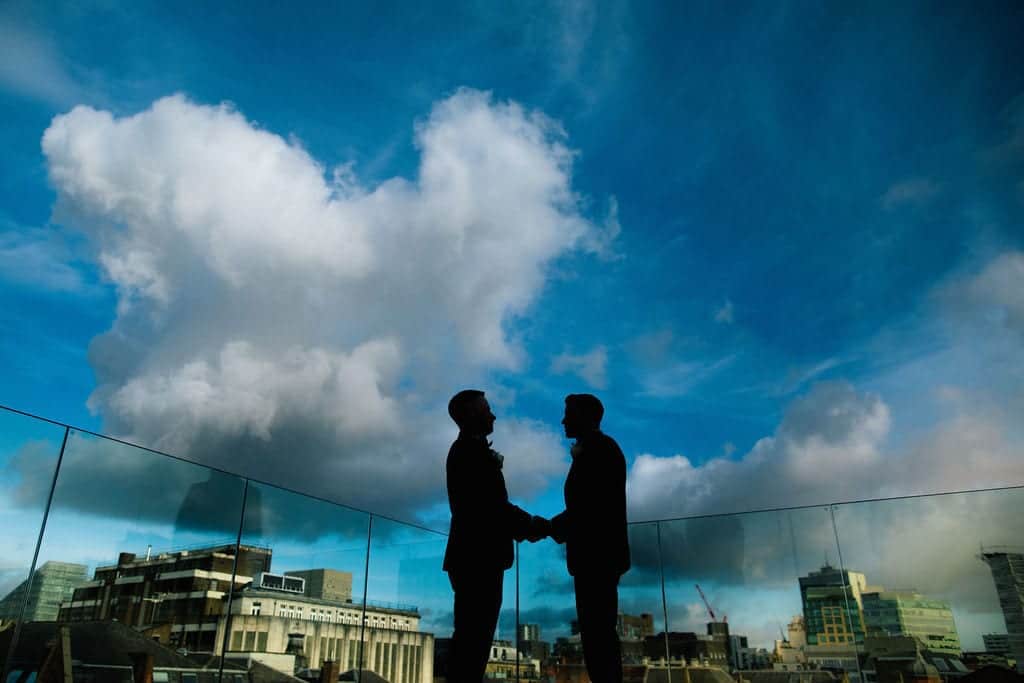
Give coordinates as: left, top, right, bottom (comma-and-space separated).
562, 393, 604, 439
448, 389, 496, 437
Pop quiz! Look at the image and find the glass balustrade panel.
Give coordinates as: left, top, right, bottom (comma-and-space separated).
832, 487, 1024, 677
658, 507, 846, 680
513, 521, 667, 683
0, 408, 67, 667
230, 480, 370, 678
361, 516, 448, 683
6, 428, 247, 677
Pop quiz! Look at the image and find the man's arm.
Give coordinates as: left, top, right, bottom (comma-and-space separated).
549, 510, 569, 544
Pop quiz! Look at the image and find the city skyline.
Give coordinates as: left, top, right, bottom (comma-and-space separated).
6, 471, 1015, 655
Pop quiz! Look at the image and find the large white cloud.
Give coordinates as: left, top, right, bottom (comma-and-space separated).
38, 90, 601, 519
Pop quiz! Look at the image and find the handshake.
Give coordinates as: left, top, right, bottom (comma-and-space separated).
525, 515, 553, 543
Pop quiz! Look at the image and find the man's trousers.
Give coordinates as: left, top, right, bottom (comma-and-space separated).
574, 572, 622, 683
449, 570, 504, 683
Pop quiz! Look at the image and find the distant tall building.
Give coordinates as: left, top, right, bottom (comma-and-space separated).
519, 623, 541, 642
0, 561, 88, 622
862, 590, 960, 655
799, 565, 869, 646
981, 550, 1024, 672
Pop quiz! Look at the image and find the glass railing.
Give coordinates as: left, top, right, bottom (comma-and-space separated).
1, 403, 1021, 683
0, 405, 450, 683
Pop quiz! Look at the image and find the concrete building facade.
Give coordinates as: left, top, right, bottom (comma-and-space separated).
59, 544, 272, 652
221, 587, 434, 682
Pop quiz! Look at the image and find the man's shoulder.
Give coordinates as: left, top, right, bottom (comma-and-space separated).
448, 436, 487, 463
587, 431, 624, 457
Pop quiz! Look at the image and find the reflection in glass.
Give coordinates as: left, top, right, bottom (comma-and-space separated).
620, 523, 666, 677
515, 535, 576, 683
363, 516, 447, 683
513, 523, 668, 683
226, 481, 370, 676
6, 429, 247, 673
833, 488, 1024, 676
657, 508, 851, 679
0, 409, 67, 668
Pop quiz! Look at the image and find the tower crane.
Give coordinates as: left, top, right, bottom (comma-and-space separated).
695, 584, 726, 622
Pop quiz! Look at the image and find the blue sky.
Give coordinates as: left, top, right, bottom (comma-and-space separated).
2, 0, 1024, 649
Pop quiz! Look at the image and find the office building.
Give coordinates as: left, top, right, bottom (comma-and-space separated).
799, 565, 869, 646
0, 561, 88, 623
981, 550, 1024, 672
223, 580, 433, 681
59, 543, 273, 651
862, 589, 961, 655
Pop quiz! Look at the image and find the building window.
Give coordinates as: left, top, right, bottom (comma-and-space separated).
257, 631, 268, 652
251, 601, 262, 616
231, 631, 243, 650
244, 631, 256, 650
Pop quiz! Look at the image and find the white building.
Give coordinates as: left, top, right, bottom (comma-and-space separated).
215, 573, 433, 683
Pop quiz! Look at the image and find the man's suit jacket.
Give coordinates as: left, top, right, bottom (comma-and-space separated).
443, 434, 533, 573
550, 430, 631, 578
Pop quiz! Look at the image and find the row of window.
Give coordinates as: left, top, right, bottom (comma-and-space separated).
230, 629, 424, 683
247, 601, 413, 628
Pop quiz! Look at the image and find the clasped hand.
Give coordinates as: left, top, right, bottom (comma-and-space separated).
525, 515, 551, 543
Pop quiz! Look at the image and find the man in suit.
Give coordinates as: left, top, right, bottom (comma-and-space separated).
549, 393, 630, 683
443, 389, 546, 683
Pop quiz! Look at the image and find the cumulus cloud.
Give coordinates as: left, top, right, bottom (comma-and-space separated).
34, 89, 610, 520
550, 345, 608, 389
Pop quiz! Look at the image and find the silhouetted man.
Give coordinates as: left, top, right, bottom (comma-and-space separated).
443, 389, 546, 683
550, 394, 630, 683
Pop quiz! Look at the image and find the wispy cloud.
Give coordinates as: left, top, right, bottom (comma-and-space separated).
0, 225, 93, 294
714, 299, 734, 324
550, 345, 609, 390
637, 354, 735, 399
0, 18, 83, 106
880, 177, 941, 210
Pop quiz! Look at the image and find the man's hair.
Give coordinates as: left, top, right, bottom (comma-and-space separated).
565, 393, 604, 426
448, 389, 486, 428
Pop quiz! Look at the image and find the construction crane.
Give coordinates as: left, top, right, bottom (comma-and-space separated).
695, 584, 724, 622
